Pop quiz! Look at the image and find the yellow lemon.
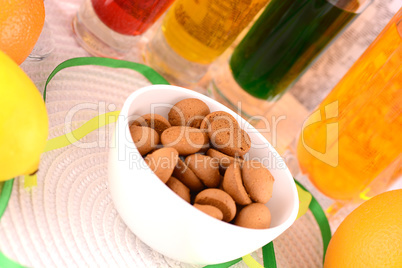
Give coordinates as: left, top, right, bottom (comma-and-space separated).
324, 189, 402, 268
0, 50, 48, 181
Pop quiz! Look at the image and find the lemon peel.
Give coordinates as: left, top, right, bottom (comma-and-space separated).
0, 50, 48, 181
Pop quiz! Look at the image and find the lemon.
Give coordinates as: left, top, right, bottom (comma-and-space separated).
0, 50, 48, 181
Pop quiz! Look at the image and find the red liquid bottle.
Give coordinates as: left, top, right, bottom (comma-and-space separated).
92, 0, 175, 36
72, 0, 175, 58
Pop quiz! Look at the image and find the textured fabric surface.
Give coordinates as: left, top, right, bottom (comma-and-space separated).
0, 0, 401, 267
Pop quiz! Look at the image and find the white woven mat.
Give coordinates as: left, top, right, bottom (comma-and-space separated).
1, 0, 401, 267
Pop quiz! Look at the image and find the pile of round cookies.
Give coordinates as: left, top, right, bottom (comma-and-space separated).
129, 98, 275, 229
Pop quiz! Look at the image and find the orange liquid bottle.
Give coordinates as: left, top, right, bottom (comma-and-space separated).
296, 8, 402, 201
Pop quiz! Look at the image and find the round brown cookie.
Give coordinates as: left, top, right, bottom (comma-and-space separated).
209, 123, 251, 157
191, 128, 210, 154
161, 126, 207, 155
166, 177, 191, 203
131, 113, 171, 136
241, 160, 275, 203
222, 163, 252, 205
199, 111, 238, 131
199, 131, 210, 153
194, 189, 236, 222
172, 158, 204, 192
168, 98, 210, 128
144, 148, 179, 183
193, 204, 223, 221
206, 148, 243, 169
185, 154, 221, 188
129, 125, 160, 156
234, 203, 271, 229
142, 147, 159, 158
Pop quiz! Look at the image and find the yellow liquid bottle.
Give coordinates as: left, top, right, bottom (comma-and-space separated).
162, 0, 269, 64
144, 0, 269, 86
296, 8, 402, 202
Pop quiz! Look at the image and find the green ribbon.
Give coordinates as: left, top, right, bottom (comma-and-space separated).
0, 179, 25, 268
0, 251, 25, 268
0, 180, 14, 221
202, 245, 276, 268
43, 57, 169, 102
0, 57, 331, 268
203, 258, 242, 268
294, 180, 332, 262
262, 242, 277, 268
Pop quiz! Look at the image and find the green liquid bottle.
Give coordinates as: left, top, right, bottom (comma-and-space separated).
232, 0, 372, 100
211, 0, 372, 114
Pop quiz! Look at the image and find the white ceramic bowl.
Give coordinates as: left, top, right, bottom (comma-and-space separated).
108, 85, 299, 265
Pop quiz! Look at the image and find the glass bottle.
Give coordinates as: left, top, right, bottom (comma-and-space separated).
72, 0, 175, 59
209, 0, 372, 121
143, 0, 270, 87
296, 7, 402, 204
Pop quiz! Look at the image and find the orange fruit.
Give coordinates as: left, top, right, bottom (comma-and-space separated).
0, 0, 45, 65
324, 189, 402, 268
